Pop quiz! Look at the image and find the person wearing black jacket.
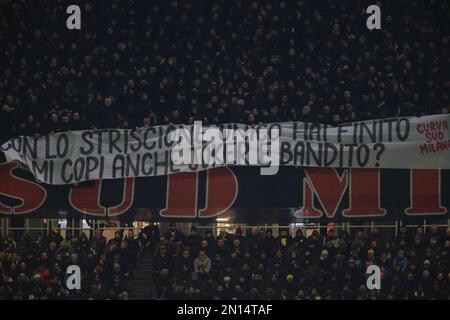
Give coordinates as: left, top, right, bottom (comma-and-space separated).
140, 221, 160, 252
46, 113, 61, 134
97, 96, 119, 129
176, 249, 194, 280
70, 112, 87, 131
124, 230, 141, 268
184, 226, 202, 253
164, 223, 186, 244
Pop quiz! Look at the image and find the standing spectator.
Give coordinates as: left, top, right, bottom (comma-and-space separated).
184, 227, 202, 253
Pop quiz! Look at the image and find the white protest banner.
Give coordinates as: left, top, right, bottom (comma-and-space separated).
1, 114, 450, 185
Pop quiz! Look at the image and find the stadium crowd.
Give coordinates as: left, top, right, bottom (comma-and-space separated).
0, 0, 449, 301
0, 228, 144, 300
1, 0, 450, 143
1, 222, 449, 300
153, 223, 450, 300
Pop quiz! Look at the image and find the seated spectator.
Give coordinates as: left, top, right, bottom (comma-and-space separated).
164, 223, 185, 245
194, 250, 212, 274
152, 224, 450, 300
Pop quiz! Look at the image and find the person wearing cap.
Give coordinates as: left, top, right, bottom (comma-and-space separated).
164, 222, 185, 244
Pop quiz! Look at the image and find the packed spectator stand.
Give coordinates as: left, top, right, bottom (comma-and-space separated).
1, 223, 449, 300
1, 0, 449, 143
0, 229, 143, 299
152, 224, 450, 300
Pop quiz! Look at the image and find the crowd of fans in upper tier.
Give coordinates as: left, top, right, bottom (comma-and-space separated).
1, 0, 449, 143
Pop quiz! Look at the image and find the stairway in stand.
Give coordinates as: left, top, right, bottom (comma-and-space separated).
130, 253, 154, 300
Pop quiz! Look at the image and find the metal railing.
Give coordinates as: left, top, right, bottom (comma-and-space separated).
2, 218, 448, 239
1, 218, 149, 240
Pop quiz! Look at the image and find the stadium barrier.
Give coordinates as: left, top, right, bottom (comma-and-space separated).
2, 218, 449, 239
